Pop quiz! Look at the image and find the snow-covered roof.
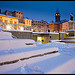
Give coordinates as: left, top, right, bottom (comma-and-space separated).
0, 14, 18, 19
32, 32, 59, 34
64, 36, 75, 38
68, 20, 75, 22
59, 32, 69, 34
67, 29, 75, 32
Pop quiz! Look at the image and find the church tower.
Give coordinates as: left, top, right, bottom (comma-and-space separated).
55, 8, 60, 22
70, 13, 73, 21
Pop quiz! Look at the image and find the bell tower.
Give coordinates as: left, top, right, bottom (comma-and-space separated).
55, 8, 60, 22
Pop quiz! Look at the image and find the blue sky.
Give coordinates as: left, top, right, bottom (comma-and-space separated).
0, 1, 75, 23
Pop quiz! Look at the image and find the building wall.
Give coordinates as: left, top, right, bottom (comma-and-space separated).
59, 32, 69, 40
68, 21, 75, 30
54, 23, 59, 32
24, 19, 32, 26
4, 10, 12, 16
62, 22, 69, 32
13, 11, 23, 19
48, 23, 61, 32
48, 23, 54, 32
0, 15, 18, 24
0, 14, 19, 29
49, 34, 59, 40
32, 20, 47, 32
37, 34, 50, 44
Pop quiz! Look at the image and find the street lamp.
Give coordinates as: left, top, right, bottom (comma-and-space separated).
6, 25, 11, 30
20, 27, 24, 31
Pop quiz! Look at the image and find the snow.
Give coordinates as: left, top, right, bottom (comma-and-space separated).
0, 41, 75, 74
68, 20, 75, 22
0, 31, 36, 51
0, 31, 75, 74
32, 32, 59, 34
0, 14, 18, 19
0, 47, 58, 63
47, 58, 75, 74
0, 32, 12, 39
0, 39, 36, 51
64, 36, 75, 38
67, 29, 75, 31
0, 53, 60, 73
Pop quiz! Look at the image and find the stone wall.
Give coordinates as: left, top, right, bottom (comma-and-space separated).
49, 34, 59, 40
3, 30, 33, 39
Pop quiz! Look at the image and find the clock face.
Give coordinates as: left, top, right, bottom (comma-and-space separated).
56, 14, 60, 16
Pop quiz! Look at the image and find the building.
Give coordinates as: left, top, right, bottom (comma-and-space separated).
55, 8, 60, 22
61, 13, 75, 32
48, 8, 69, 32
12, 11, 23, 19
4, 10, 23, 19
47, 23, 54, 32
32, 32, 59, 44
0, 9, 32, 31
61, 22, 69, 32
0, 14, 18, 30
32, 20, 47, 32
0, 14, 31, 31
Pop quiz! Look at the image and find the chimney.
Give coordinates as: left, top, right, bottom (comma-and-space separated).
0, 9, 1, 14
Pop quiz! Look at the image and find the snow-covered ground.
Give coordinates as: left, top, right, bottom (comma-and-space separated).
0, 41, 75, 74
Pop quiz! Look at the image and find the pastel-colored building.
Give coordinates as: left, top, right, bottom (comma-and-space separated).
48, 23, 60, 32
61, 22, 69, 32
32, 20, 47, 32
0, 14, 18, 29
0, 14, 31, 31
24, 19, 32, 26
68, 20, 75, 30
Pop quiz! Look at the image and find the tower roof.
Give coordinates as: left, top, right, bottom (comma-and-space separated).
56, 8, 59, 14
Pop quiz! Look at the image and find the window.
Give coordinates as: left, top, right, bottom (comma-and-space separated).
0, 20, 2, 22
5, 20, 7, 23
14, 22, 17, 24
50, 36, 51, 38
19, 16, 20, 18
10, 21, 13, 24
0, 17, 2, 19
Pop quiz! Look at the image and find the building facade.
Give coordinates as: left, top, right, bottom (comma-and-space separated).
0, 14, 18, 29
32, 20, 47, 32
61, 22, 69, 32
0, 9, 32, 31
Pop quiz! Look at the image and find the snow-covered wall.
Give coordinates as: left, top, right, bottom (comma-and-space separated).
0, 31, 36, 51
0, 32, 12, 39
0, 39, 36, 51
